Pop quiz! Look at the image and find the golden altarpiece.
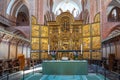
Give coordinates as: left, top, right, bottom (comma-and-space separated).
31, 12, 101, 60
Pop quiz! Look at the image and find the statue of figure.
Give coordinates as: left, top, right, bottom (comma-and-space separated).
72, 8, 76, 14
59, 8, 63, 13
63, 19, 70, 32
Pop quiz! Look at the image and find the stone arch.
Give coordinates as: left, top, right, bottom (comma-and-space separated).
10, 0, 30, 18
106, 0, 120, 20
108, 7, 120, 22
16, 5, 29, 26
107, 25, 120, 37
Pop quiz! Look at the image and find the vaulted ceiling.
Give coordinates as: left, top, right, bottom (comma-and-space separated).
107, 0, 120, 15
52, 0, 83, 17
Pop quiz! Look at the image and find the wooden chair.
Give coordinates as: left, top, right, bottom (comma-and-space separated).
0, 60, 3, 76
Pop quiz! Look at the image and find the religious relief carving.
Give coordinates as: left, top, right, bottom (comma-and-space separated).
83, 38, 90, 50
83, 24, 90, 37
31, 38, 39, 50
83, 52, 90, 59
60, 32, 70, 39
50, 34, 58, 42
60, 16, 70, 32
31, 53, 39, 59
92, 37, 101, 49
41, 38, 48, 50
44, 12, 101, 60
32, 25, 39, 37
92, 23, 100, 36
51, 27, 58, 33
62, 44, 69, 50
41, 26, 48, 37
74, 32, 80, 40
41, 52, 48, 59
61, 38, 69, 50
92, 51, 101, 60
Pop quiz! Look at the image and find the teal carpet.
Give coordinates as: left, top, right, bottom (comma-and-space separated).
25, 73, 42, 80
40, 74, 109, 80
22, 73, 109, 80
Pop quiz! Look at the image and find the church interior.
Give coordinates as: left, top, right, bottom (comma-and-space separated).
0, 0, 120, 80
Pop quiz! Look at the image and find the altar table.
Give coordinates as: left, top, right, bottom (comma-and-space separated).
42, 60, 88, 75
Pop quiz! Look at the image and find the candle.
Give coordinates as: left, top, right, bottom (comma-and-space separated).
81, 44, 83, 54
48, 45, 50, 54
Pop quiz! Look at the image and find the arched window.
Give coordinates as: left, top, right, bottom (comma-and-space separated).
108, 7, 120, 22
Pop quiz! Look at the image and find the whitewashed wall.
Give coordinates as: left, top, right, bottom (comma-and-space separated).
0, 42, 8, 59
10, 44, 16, 59
17, 45, 22, 54
23, 46, 27, 58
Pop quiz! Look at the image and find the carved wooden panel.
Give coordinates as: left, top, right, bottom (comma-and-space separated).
92, 51, 101, 60
32, 25, 39, 37
41, 26, 48, 37
83, 24, 90, 37
92, 37, 101, 49
92, 23, 100, 36
31, 38, 39, 50
41, 38, 48, 50
83, 38, 90, 50
31, 53, 39, 59
31, 12, 101, 60
32, 16, 37, 24
41, 52, 48, 59
83, 52, 90, 59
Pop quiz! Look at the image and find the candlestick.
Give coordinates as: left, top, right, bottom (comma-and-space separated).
48, 44, 50, 54
81, 44, 83, 54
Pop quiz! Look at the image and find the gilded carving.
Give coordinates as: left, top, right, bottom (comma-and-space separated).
31, 38, 39, 50
41, 52, 48, 59
41, 38, 48, 50
31, 12, 101, 60
94, 13, 100, 22
83, 38, 90, 50
32, 25, 39, 37
92, 23, 100, 36
32, 16, 37, 24
83, 52, 90, 59
92, 37, 101, 49
31, 53, 39, 59
92, 52, 101, 60
60, 16, 70, 32
83, 24, 90, 37
41, 26, 48, 37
